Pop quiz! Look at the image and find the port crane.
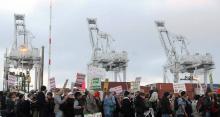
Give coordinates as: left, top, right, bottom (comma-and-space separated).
87, 18, 128, 82
155, 21, 215, 85
3, 14, 44, 92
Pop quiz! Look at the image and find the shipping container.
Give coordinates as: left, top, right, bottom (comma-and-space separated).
101, 82, 131, 91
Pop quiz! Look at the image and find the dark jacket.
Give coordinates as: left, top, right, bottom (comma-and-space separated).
44, 98, 55, 117
134, 96, 149, 116
204, 96, 212, 112
36, 91, 46, 108
6, 98, 15, 117
63, 98, 74, 117
16, 100, 31, 117
160, 97, 172, 114
121, 97, 133, 117
36, 91, 46, 117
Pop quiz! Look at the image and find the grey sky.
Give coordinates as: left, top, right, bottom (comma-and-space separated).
0, 0, 219, 88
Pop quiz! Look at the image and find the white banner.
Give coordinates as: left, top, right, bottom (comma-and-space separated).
87, 66, 106, 78
49, 77, 56, 89
109, 85, 123, 94
135, 77, 141, 83
8, 75, 16, 86
173, 83, 186, 93
84, 112, 102, 117
87, 66, 106, 90
131, 81, 140, 92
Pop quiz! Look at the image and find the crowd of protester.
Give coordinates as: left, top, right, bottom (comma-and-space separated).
0, 86, 220, 117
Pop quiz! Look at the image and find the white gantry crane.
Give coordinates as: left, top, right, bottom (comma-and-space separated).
155, 21, 215, 85
87, 18, 128, 82
3, 14, 44, 92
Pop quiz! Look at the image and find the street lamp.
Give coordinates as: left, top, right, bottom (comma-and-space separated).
19, 44, 28, 53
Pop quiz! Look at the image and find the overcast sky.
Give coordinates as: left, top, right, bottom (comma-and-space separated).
0, 0, 219, 89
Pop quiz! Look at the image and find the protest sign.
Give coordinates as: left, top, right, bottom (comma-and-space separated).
173, 83, 186, 93
109, 85, 123, 94
49, 77, 56, 89
8, 75, 16, 86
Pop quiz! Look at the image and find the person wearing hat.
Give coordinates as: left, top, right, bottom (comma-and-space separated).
161, 92, 173, 117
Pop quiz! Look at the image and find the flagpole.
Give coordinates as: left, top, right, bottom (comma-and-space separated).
48, 0, 52, 89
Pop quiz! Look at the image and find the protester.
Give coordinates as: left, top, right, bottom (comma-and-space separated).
36, 86, 47, 117
5, 92, 16, 117
84, 90, 99, 114
16, 93, 31, 117
54, 88, 68, 117
112, 92, 121, 117
161, 92, 173, 117
211, 94, 220, 117
134, 92, 149, 117
103, 92, 116, 117
2, 85, 220, 117
176, 91, 188, 117
191, 95, 201, 117
149, 91, 160, 117
62, 92, 75, 117
203, 89, 213, 117
0, 91, 7, 116
74, 92, 84, 117
94, 91, 102, 112
45, 92, 55, 117
121, 91, 133, 117
185, 96, 193, 117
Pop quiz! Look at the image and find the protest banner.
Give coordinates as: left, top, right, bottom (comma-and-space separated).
173, 83, 186, 93
84, 112, 102, 117
87, 66, 106, 91
130, 77, 141, 92
109, 85, 123, 94
49, 77, 56, 89
8, 75, 16, 86
75, 73, 86, 89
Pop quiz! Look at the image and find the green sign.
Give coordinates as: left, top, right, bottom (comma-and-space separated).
90, 78, 101, 90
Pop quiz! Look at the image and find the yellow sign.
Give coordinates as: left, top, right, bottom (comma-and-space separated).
103, 78, 109, 92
